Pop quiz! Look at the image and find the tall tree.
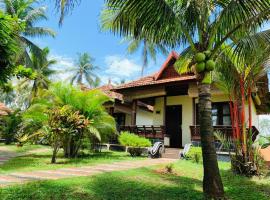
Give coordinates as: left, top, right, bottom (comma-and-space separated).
101, 11, 169, 76
69, 53, 99, 88
125, 37, 168, 76
101, 0, 270, 198
215, 41, 270, 172
18, 47, 56, 102
29, 47, 56, 97
2, 0, 56, 65
0, 10, 21, 85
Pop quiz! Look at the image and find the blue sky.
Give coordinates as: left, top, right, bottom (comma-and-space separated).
35, 0, 168, 84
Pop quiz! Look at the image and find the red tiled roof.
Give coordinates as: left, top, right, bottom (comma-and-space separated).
96, 84, 123, 101
113, 74, 196, 90
113, 51, 196, 91
80, 84, 123, 101
154, 51, 179, 80
0, 103, 12, 116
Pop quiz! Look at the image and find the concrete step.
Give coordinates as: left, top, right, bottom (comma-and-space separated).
162, 148, 181, 159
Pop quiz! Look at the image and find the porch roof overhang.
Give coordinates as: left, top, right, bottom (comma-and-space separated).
113, 75, 196, 92
0, 103, 12, 116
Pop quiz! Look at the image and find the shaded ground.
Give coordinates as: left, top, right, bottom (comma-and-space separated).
0, 160, 269, 200
0, 147, 146, 173
0, 144, 48, 167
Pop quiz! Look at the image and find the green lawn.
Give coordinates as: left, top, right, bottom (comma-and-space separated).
0, 143, 45, 154
0, 145, 145, 173
0, 160, 269, 200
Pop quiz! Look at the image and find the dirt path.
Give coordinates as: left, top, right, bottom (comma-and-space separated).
0, 146, 19, 166
0, 158, 176, 187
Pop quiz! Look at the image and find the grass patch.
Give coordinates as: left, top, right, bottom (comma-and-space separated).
0, 143, 45, 153
0, 145, 145, 173
0, 161, 269, 200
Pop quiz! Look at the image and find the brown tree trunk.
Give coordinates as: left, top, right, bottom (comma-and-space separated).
198, 83, 225, 199
248, 87, 252, 130
240, 77, 247, 162
51, 145, 58, 164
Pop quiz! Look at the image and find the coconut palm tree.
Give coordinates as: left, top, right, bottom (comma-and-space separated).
30, 47, 56, 96
19, 47, 56, 100
101, 10, 169, 77
2, 0, 56, 65
100, 1, 270, 198
214, 41, 270, 173
54, 0, 78, 24
69, 52, 99, 88
125, 37, 168, 76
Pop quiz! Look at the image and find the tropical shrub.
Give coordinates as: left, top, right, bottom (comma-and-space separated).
215, 132, 268, 176
118, 131, 151, 156
231, 146, 267, 176
185, 147, 202, 164
261, 136, 270, 149
0, 110, 22, 144
48, 105, 94, 163
18, 83, 116, 163
118, 132, 151, 147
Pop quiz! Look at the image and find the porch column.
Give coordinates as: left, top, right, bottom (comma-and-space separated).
192, 97, 196, 125
109, 107, 114, 116
163, 96, 167, 126
131, 100, 137, 125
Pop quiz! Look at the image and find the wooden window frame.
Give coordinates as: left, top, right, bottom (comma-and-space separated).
195, 102, 231, 126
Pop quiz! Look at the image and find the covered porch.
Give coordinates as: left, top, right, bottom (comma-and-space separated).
106, 51, 261, 148
118, 125, 251, 142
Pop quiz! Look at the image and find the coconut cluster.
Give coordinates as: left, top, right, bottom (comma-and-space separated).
194, 51, 215, 73
193, 51, 215, 84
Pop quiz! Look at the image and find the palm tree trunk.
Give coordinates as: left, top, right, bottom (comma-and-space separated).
248, 87, 252, 130
198, 83, 225, 198
240, 77, 247, 162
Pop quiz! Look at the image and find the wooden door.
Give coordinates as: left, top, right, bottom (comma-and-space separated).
165, 105, 182, 148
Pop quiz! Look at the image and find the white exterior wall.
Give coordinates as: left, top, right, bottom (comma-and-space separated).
125, 114, 132, 125
245, 101, 259, 128
149, 95, 193, 146
136, 108, 153, 125
153, 97, 164, 125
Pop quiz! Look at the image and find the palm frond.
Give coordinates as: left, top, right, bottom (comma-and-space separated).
211, 0, 270, 54
23, 27, 56, 38
102, 0, 188, 48
55, 0, 80, 25
175, 46, 194, 75
24, 6, 48, 22
87, 125, 101, 141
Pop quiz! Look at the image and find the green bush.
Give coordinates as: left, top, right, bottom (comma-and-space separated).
118, 131, 151, 147
0, 110, 22, 144
185, 147, 202, 164
118, 132, 151, 157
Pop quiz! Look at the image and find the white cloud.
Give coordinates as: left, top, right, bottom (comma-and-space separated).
48, 53, 75, 81
104, 55, 141, 79
49, 54, 75, 70
45, 53, 143, 86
